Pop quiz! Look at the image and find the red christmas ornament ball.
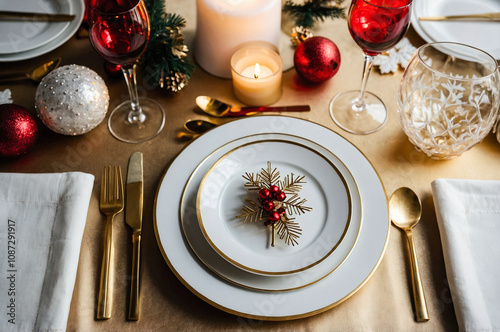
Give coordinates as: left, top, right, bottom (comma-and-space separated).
294, 36, 341, 83
269, 185, 280, 194
268, 211, 281, 222
259, 188, 271, 199
0, 104, 38, 158
275, 191, 286, 201
262, 200, 275, 211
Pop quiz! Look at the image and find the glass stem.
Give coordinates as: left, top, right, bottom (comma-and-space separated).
122, 64, 146, 124
354, 54, 375, 110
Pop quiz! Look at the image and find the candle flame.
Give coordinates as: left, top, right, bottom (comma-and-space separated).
254, 63, 260, 79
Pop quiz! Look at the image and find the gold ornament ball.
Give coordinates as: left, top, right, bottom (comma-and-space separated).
35, 65, 109, 135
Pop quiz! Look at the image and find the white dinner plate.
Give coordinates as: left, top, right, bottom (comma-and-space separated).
197, 140, 352, 276
181, 133, 362, 291
154, 116, 389, 320
411, 0, 500, 59
0, 0, 84, 61
0, 0, 70, 54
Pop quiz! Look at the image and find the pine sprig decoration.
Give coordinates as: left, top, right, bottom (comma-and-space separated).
283, 0, 346, 29
143, 0, 194, 93
236, 162, 312, 247
237, 199, 263, 223
275, 218, 302, 246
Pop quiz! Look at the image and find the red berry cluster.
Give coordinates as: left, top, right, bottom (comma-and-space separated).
259, 185, 286, 226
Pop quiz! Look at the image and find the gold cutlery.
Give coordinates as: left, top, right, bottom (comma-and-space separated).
0, 10, 75, 21
97, 166, 124, 320
419, 12, 500, 21
389, 187, 429, 322
0, 58, 61, 84
184, 119, 217, 135
196, 95, 310, 117
125, 152, 143, 321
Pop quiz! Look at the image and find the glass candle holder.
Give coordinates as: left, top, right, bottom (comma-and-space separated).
230, 46, 282, 106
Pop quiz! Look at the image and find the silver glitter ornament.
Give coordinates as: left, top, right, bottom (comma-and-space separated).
35, 65, 109, 135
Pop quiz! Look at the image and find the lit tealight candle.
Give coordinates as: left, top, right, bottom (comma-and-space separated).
230, 46, 282, 106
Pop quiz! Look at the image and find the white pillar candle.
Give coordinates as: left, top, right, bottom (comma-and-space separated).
194, 0, 281, 78
230, 46, 282, 106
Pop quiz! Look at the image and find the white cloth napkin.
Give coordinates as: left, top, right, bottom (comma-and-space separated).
432, 179, 500, 332
0, 172, 94, 332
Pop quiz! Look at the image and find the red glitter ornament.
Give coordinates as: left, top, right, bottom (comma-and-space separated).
294, 36, 341, 83
0, 104, 38, 158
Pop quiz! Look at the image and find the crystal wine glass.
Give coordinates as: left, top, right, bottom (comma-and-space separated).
330, 0, 413, 134
88, 0, 165, 143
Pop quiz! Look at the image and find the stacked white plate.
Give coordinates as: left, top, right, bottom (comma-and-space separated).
154, 116, 389, 320
0, 0, 85, 62
411, 0, 500, 59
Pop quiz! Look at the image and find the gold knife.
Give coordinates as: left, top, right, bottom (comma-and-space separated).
419, 12, 500, 21
0, 10, 76, 22
126, 152, 143, 321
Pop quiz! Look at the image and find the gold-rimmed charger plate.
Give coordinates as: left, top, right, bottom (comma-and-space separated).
181, 133, 362, 291
154, 116, 389, 320
197, 139, 354, 276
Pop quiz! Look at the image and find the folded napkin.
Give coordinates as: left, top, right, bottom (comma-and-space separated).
0, 172, 94, 332
432, 179, 500, 332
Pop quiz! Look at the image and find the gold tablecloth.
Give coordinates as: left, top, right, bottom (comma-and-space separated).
2, 1, 499, 330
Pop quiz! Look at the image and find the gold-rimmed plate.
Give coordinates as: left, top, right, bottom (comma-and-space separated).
154, 116, 389, 320
197, 139, 353, 276
181, 133, 362, 291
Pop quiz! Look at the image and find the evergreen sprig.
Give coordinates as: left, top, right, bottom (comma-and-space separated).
283, 0, 346, 29
143, 0, 194, 91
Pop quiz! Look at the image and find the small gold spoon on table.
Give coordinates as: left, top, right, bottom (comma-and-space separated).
0, 58, 61, 84
389, 187, 429, 322
196, 96, 310, 117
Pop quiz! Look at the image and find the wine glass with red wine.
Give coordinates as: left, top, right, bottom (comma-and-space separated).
88, 0, 165, 143
330, 0, 413, 134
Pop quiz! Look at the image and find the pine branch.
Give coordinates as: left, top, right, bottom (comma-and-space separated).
259, 161, 280, 186
142, 0, 194, 91
242, 172, 264, 191
236, 199, 263, 222
280, 173, 307, 194
283, 0, 346, 29
284, 194, 313, 215
275, 217, 302, 246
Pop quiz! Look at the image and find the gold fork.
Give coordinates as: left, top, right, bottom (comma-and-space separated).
97, 166, 124, 320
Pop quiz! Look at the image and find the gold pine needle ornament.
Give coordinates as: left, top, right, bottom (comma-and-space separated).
236, 162, 312, 247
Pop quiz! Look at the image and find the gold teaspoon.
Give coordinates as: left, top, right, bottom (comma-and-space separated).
389, 187, 430, 322
0, 58, 61, 84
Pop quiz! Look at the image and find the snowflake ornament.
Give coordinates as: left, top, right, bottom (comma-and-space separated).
373, 38, 417, 74
0, 89, 13, 104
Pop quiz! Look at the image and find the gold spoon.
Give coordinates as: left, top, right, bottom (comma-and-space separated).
389, 187, 430, 322
0, 58, 61, 84
184, 119, 217, 134
196, 96, 310, 117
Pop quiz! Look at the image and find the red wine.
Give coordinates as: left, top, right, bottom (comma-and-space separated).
88, 0, 149, 66
348, 0, 412, 56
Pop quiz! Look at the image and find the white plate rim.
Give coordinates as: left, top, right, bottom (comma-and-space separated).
154, 116, 389, 320
181, 132, 362, 292
0, 0, 71, 54
0, 0, 84, 62
411, 0, 500, 59
197, 139, 353, 276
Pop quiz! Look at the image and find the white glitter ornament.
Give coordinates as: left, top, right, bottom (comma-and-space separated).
35, 65, 109, 135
